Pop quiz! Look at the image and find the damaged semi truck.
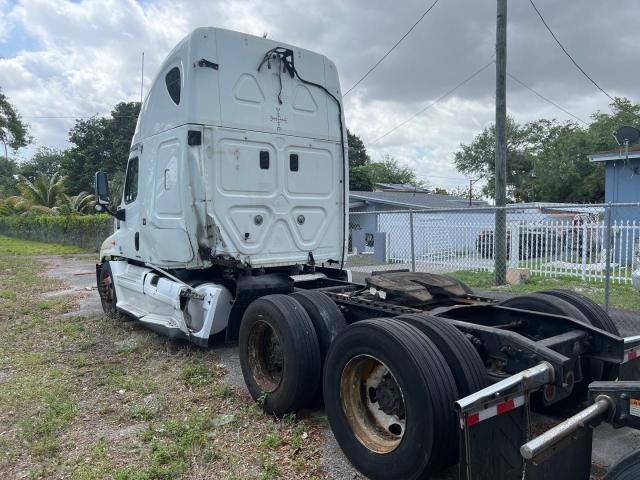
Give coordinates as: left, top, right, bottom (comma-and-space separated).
95, 28, 640, 480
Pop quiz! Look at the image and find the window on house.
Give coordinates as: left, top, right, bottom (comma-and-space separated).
124, 157, 139, 204
165, 67, 181, 105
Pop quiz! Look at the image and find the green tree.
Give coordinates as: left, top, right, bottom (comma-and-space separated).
18, 147, 65, 182
62, 101, 140, 194
368, 155, 420, 186
346, 130, 422, 191
0, 196, 29, 216
454, 99, 640, 203
16, 172, 67, 211
454, 116, 536, 201
349, 165, 374, 191
0, 88, 31, 161
59, 191, 96, 214
347, 130, 373, 190
347, 129, 370, 168
0, 156, 18, 196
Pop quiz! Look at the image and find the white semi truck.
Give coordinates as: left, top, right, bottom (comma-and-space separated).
95, 27, 640, 480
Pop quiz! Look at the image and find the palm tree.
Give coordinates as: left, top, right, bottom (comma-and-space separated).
0, 195, 30, 216
16, 173, 67, 209
60, 192, 95, 214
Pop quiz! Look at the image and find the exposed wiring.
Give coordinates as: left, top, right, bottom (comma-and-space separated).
369, 59, 494, 145
343, 0, 442, 97
258, 47, 348, 269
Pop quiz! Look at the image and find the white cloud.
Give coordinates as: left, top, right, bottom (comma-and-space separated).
0, 0, 638, 187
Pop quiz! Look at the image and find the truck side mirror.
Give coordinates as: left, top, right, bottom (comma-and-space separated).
95, 171, 110, 206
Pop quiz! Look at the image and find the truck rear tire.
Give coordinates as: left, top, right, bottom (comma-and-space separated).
540, 289, 619, 336
499, 293, 590, 324
395, 313, 488, 397
541, 289, 619, 381
603, 450, 640, 480
239, 294, 321, 415
323, 318, 458, 479
98, 261, 117, 314
395, 313, 487, 467
289, 290, 347, 363
500, 293, 600, 411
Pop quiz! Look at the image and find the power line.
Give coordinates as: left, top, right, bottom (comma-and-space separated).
343, 0, 442, 97
368, 59, 494, 145
527, 0, 615, 102
507, 72, 589, 125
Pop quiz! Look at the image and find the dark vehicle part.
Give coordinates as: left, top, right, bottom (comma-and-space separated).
323, 318, 458, 480
97, 262, 117, 314
456, 362, 555, 480
289, 290, 346, 362
225, 273, 294, 343
499, 293, 599, 410
540, 289, 619, 336
499, 293, 589, 324
519, 380, 640, 480
603, 450, 640, 480
239, 294, 320, 415
395, 313, 488, 467
365, 271, 472, 306
395, 313, 488, 397
541, 289, 620, 381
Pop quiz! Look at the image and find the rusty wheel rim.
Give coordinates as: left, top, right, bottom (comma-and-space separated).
340, 354, 406, 454
247, 319, 284, 393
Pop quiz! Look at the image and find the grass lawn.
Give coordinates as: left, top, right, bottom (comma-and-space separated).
0, 235, 87, 255
0, 240, 329, 479
450, 270, 640, 311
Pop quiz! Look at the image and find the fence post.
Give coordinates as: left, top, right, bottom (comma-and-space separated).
604, 203, 612, 311
581, 222, 587, 281
410, 211, 416, 273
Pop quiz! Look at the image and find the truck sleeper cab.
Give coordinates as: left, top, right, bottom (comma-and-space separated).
96, 27, 348, 344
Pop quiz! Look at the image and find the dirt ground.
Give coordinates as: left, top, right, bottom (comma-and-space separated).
2, 253, 638, 479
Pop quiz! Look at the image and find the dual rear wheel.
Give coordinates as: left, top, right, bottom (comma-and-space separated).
322, 315, 486, 479
239, 295, 487, 479
238, 291, 346, 415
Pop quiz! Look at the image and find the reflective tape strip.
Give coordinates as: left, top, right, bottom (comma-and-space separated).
467, 395, 526, 427
623, 347, 640, 363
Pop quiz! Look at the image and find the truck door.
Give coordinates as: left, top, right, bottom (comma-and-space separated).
119, 154, 142, 259
146, 132, 194, 264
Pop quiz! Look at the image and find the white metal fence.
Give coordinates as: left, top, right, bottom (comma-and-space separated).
348, 203, 640, 285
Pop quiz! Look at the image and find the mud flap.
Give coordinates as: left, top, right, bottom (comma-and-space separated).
619, 340, 640, 380
524, 426, 592, 480
459, 396, 528, 480
456, 362, 555, 480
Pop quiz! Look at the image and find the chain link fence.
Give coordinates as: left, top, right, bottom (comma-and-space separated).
347, 202, 640, 335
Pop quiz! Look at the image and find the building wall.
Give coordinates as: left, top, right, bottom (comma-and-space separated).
605, 159, 640, 212
603, 159, 639, 263
349, 203, 384, 252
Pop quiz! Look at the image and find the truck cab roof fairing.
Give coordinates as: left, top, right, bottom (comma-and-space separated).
132, 27, 344, 145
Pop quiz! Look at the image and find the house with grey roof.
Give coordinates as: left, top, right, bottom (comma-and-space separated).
349, 190, 487, 254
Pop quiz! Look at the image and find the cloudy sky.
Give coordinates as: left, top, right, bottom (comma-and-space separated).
1, 0, 639, 190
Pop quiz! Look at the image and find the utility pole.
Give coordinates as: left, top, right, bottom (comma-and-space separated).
469, 178, 481, 206
494, 0, 508, 285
